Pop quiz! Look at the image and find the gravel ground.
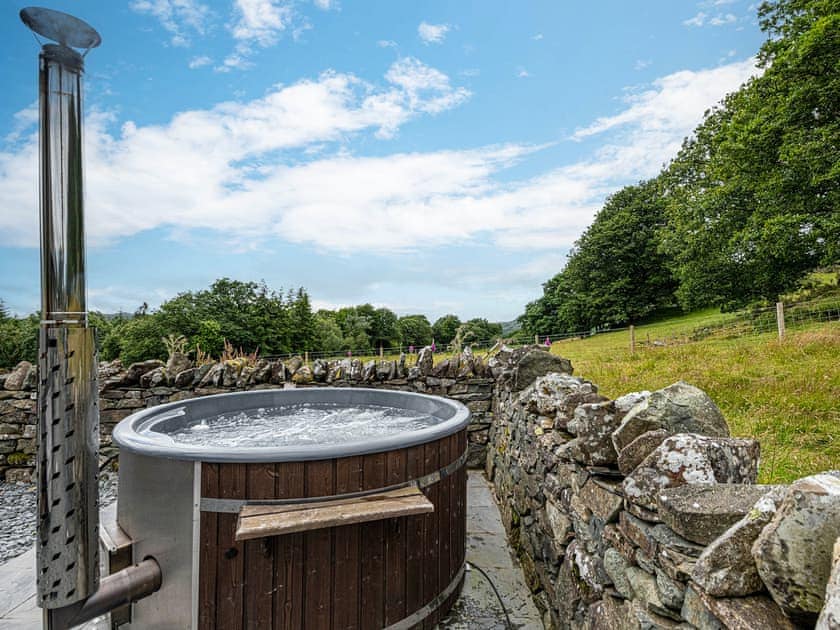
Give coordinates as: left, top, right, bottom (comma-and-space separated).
0, 471, 118, 566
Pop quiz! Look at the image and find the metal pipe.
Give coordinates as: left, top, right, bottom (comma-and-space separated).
44, 558, 163, 630
19, 7, 103, 623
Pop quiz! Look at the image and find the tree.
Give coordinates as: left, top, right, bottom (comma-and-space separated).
398, 315, 433, 348
288, 288, 316, 352
0, 314, 38, 368
658, 0, 839, 308
368, 307, 400, 350
313, 313, 345, 354
432, 314, 461, 345
521, 180, 677, 334
115, 314, 167, 365
454, 318, 503, 348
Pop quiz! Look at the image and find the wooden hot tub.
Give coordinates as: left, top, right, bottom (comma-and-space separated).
112, 388, 469, 629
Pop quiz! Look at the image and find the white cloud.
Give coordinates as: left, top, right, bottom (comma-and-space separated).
313, 0, 335, 9
531, 33, 544, 41
572, 58, 758, 144
517, 68, 530, 78
384, 57, 471, 117
130, 0, 212, 46
188, 55, 213, 69
0, 59, 761, 259
709, 13, 737, 25
377, 40, 397, 48
230, 0, 293, 47
683, 11, 708, 27
0, 59, 472, 248
634, 59, 651, 70
418, 22, 450, 45
684, 10, 738, 27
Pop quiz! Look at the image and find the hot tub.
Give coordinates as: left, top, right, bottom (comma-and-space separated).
112, 387, 470, 629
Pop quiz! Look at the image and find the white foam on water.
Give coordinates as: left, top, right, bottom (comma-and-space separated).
148, 403, 439, 448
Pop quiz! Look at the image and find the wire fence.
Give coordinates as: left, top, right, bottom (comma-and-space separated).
262, 296, 840, 363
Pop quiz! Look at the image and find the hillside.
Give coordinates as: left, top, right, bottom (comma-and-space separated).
548, 309, 840, 484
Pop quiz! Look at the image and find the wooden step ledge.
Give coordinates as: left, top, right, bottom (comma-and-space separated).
235, 485, 434, 541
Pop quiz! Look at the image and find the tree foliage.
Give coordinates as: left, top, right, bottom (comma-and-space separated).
521, 180, 678, 335
432, 314, 462, 345
522, 0, 839, 329
398, 315, 433, 347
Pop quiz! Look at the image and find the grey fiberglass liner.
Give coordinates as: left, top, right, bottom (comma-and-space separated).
112, 387, 470, 463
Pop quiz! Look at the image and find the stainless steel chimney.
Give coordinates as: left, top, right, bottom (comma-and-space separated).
20, 3, 102, 620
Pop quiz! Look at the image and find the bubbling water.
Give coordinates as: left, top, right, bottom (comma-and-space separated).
155, 403, 439, 449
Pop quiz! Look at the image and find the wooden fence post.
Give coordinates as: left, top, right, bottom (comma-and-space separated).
776, 302, 786, 340
379, 344, 384, 358
629, 325, 636, 354
534, 334, 539, 345
304, 351, 309, 365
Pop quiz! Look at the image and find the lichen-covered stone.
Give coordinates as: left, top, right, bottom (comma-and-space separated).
650, 525, 705, 558
655, 569, 685, 611
657, 483, 779, 545
681, 585, 723, 630
567, 391, 648, 467
612, 381, 729, 454
291, 365, 313, 384
579, 479, 623, 523
817, 537, 840, 630
524, 373, 602, 430
689, 585, 799, 630
621, 434, 759, 511
691, 487, 785, 596
417, 346, 434, 375
626, 566, 679, 620
123, 359, 164, 385
140, 366, 167, 388
619, 511, 658, 558
618, 429, 670, 475
165, 352, 192, 382
512, 348, 573, 391
753, 471, 840, 625
604, 547, 634, 599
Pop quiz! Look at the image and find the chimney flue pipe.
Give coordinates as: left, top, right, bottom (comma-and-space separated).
20, 6, 102, 626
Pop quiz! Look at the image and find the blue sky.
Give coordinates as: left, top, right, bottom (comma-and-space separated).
0, 0, 764, 323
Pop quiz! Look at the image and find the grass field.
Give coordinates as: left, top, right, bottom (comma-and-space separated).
549, 312, 840, 484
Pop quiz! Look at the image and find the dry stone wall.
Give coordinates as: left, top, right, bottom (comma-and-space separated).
485, 346, 840, 630
3, 344, 839, 629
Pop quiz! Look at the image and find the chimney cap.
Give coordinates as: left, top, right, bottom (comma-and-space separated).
20, 7, 101, 51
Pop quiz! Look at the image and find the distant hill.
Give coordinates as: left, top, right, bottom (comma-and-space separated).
500, 319, 521, 336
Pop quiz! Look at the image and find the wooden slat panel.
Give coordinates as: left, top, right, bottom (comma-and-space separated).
360, 452, 386, 630
199, 463, 219, 630
385, 449, 407, 625
236, 486, 432, 539
304, 460, 334, 630
404, 444, 426, 620
244, 464, 275, 629
438, 436, 452, 597
216, 464, 246, 630
333, 456, 363, 630
274, 462, 304, 630
422, 442, 440, 630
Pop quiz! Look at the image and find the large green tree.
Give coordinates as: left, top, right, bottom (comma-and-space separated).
431, 314, 461, 345
521, 179, 677, 335
659, 0, 840, 309
398, 315, 433, 347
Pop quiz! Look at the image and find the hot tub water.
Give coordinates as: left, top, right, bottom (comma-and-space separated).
147, 403, 438, 449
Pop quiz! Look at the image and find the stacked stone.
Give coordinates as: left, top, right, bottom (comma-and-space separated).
0, 361, 38, 482
0, 345, 495, 480
485, 350, 840, 630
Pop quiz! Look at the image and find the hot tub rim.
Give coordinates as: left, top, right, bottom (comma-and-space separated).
111, 387, 471, 463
